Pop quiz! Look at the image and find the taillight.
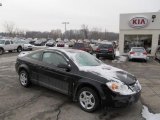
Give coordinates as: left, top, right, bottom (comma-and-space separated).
143, 52, 147, 55
108, 48, 113, 52
130, 52, 135, 54
96, 48, 100, 52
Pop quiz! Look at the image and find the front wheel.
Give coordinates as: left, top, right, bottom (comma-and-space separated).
0, 48, 3, 55
78, 87, 100, 112
17, 46, 22, 53
19, 70, 30, 87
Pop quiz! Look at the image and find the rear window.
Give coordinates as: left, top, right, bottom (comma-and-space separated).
73, 43, 85, 49
132, 48, 145, 52
98, 44, 113, 49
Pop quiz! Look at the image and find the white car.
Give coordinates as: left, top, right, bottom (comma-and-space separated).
0, 39, 23, 55
14, 40, 33, 51
128, 47, 148, 62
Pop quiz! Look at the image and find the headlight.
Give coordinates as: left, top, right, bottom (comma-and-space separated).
106, 81, 136, 95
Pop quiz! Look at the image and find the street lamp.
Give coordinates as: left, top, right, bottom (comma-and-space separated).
62, 22, 69, 39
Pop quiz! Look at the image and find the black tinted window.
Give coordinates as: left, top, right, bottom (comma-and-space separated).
5, 41, 10, 45
98, 44, 112, 48
42, 52, 67, 66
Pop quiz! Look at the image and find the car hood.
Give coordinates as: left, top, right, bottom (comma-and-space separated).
24, 44, 32, 46
79, 64, 136, 85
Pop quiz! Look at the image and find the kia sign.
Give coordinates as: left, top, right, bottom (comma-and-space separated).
129, 17, 149, 28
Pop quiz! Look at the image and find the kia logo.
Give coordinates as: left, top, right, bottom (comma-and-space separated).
129, 17, 148, 28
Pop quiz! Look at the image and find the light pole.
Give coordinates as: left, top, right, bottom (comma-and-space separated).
62, 22, 69, 39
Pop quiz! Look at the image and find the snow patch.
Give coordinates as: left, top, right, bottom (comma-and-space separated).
116, 50, 120, 56
142, 105, 160, 120
79, 64, 124, 82
112, 56, 127, 63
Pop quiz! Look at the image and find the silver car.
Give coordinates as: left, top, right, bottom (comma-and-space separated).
128, 47, 147, 62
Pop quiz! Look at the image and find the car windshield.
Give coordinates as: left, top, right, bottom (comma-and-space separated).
132, 48, 145, 52
99, 44, 112, 48
74, 52, 101, 66
0, 40, 5, 44
73, 43, 85, 49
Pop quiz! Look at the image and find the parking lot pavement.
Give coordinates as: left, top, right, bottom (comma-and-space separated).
0, 53, 160, 120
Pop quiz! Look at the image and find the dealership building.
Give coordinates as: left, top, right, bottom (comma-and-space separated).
119, 12, 160, 56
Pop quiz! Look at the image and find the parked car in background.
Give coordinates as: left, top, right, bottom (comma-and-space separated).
72, 42, 93, 54
14, 40, 33, 51
15, 48, 141, 112
155, 45, 160, 62
90, 42, 100, 52
68, 41, 74, 47
34, 40, 44, 46
46, 39, 56, 47
56, 41, 65, 47
95, 42, 115, 59
0, 39, 23, 55
128, 47, 148, 62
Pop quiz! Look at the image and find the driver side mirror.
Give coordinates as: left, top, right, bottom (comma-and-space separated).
57, 63, 71, 72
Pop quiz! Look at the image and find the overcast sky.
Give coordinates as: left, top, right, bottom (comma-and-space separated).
0, 0, 160, 33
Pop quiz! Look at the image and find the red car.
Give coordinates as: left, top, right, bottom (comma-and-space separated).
57, 41, 65, 47
72, 42, 93, 54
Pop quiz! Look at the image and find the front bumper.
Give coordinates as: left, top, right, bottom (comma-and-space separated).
101, 87, 141, 108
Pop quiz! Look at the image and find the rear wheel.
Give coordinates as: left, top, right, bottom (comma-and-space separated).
17, 46, 22, 53
19, 70, 30, 87
78, 87, 100, 112
0, 48, 4, 55
96, 55, 99, 59
111, 54, 115, 60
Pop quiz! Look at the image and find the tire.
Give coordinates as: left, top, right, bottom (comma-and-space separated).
0, 48, 3, 55
78, 87, 100, 112
19, 70, 30, 87
111, 54, 115, 60
144, 59, 147, 63
17, 46, 22, 53
96, 55, 99, 59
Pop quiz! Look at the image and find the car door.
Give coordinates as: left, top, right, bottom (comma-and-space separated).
4, 40, 11, 51
26, 51, 43, 84
38, 51, 73, 95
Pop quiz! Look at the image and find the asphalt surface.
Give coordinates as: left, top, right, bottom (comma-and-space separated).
0, 51, 160, 120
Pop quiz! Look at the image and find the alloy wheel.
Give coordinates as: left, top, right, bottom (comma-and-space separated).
79, 91, 95, 110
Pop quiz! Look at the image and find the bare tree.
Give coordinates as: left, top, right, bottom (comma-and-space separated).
81, 24, 89, 39
3, 22, 15, 37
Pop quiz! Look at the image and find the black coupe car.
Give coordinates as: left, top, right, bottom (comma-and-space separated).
15, 48, 141, 112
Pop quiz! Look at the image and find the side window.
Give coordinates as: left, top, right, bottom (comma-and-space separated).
5, 41, 10, 45
42, 52, 68, 66
29, 52, 42, 61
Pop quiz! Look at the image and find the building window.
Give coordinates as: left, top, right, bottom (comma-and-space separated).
124, 35, 152, 53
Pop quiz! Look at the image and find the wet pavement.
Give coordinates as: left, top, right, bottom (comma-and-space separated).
0, 52, 160, 120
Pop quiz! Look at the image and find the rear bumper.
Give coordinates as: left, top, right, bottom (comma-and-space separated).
96, 52, 114, 57
129, 56, 147, 60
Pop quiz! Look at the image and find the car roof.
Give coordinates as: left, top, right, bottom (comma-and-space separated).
99, 42, 112, 45
47, 47, 83, 54
131, 47, 145, 49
